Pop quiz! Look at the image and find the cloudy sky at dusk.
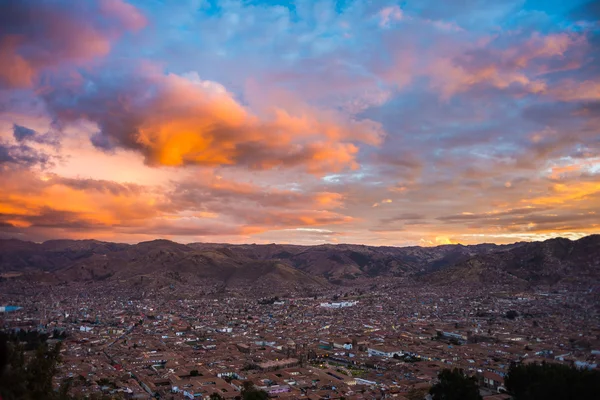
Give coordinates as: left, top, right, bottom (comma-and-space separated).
1, 0, 599, 246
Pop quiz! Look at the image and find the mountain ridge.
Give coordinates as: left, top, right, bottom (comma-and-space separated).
0, 235, 598, 289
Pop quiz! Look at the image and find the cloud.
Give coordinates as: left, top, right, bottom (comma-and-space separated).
241, 209, 352, 228
0, 0, 145, 88
0, 142, 52, 168
166, 174, 353, 231
13, 124, 59, 146
0, 165, 354, 242
551, 80, 600, 101
12, 124, 36, 141
378, 6, 403, 28
169, 174, 345, 212
0, 167, 160, 230
43, 68, 383, 175
436, 207, 551, 222
49, 175, 144, 197
1, 0, 599, 245
426, 32, 587, 98
382, 213, 427, 224
122, 221, 261, 238
429, 58, 547, 98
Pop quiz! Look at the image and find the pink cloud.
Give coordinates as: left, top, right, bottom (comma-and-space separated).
429, 58, 547, 98
550, 80, 600, 101
0, 0, 146, 88
424, 32, 588, 98
99, 0, 147, 31
505, 33, 584, 69
378, 6, 403, 28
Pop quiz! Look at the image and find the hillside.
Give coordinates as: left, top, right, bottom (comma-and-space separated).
0, 235, 598, 289
0, 239, 326, 291
188, 241, 512, 278
422, 235, 600, 287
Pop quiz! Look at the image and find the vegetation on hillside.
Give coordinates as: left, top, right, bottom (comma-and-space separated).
430, 363, 600, 400
429, 368, 482, 400
505, 362, 600, 399
0, 333, 118, 400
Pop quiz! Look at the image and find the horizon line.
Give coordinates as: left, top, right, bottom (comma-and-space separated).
1, 233, 596, 250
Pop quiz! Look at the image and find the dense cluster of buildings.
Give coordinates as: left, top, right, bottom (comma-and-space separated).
1, 277, 598, 399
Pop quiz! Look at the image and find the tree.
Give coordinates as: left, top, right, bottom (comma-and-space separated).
0, 334, 71, 400
241, 381, 269, 400
505, 362, 600, 400
190, 369, 199, 376
505, 310, 519, 320
429, 368, 482, 400
210, 393, 225, 400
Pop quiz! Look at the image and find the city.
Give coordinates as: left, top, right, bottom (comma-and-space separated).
1, 237, 598, 399
1, 0, 600, 398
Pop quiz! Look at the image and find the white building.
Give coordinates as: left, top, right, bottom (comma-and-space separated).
367, 347, 403, 358
320, 301, 358, 309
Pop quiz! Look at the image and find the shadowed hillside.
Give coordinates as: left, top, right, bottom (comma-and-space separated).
0, 235, 598, 289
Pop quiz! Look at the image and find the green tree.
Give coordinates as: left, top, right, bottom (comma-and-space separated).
429, 368, 482, 400
209, 393, 225, 400
505, 362, 600, 399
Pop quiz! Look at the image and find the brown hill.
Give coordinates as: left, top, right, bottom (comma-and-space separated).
0, 238, 128, 272
0, 238, 326, 290
188, 242, 512, 278
422, 235, 600, 287
1, 235, 598, 289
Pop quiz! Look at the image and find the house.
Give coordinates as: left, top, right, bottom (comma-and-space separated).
367, 345, 403, 358
479, 371, 505, 392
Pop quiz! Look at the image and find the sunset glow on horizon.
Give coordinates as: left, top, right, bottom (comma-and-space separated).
1, 0, 599, 246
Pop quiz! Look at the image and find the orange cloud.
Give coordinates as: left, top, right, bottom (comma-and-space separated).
549, 164, 582, 180
0, 170, 160, 229
48, 71, 381, 175
243, 210, 353, 227
314, 192, 344, 208
529, 181, 600, 206
0, 165, 354, 242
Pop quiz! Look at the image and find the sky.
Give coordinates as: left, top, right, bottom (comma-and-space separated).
0, 0, 599, 246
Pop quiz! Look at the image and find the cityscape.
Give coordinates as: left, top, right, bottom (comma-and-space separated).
1, 236, 599, 399
1, 0, 600, 399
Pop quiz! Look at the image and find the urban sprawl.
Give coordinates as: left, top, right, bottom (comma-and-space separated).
1, 278, 598, 399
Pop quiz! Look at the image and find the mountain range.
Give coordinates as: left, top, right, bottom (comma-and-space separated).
0, 235, 598, 289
